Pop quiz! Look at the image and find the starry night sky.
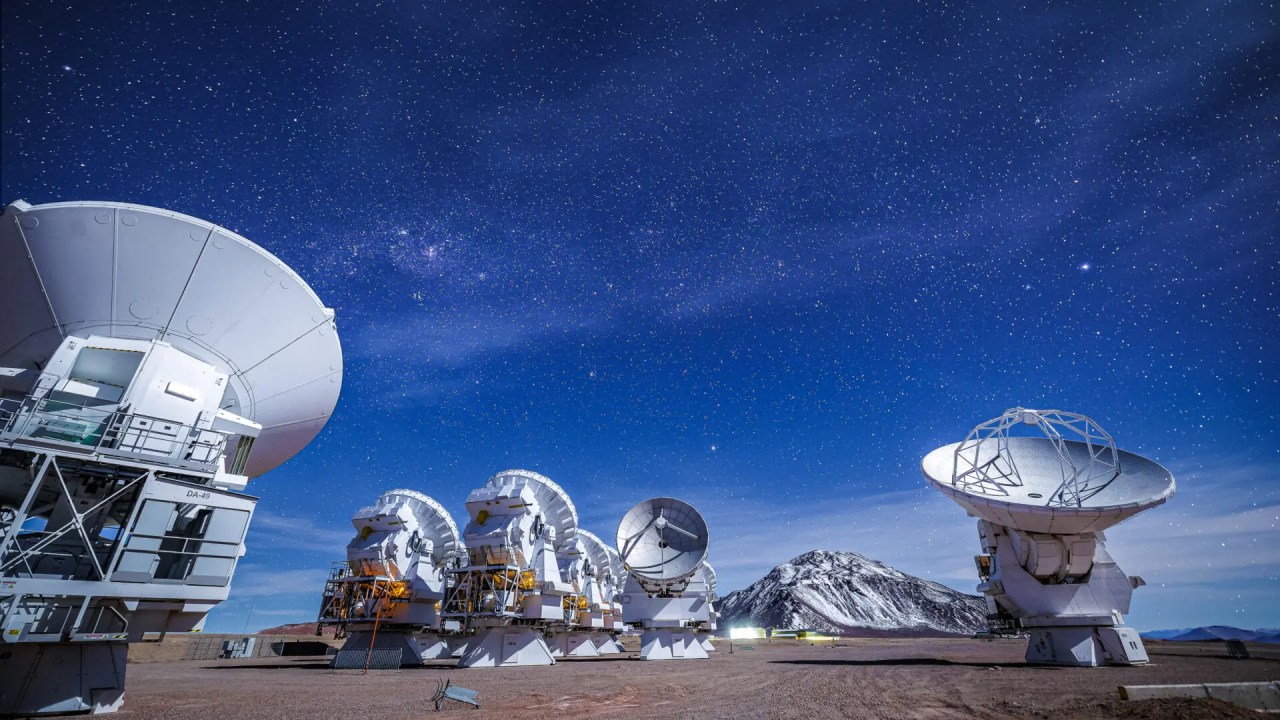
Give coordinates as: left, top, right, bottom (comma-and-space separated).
2, 1, 1277, 633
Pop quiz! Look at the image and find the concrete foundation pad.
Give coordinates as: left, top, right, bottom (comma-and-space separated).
457, 628, 555, 668
0, 642, 127, 715
638, 629, 709, 660
1119, 681, 1280, 712
548, 633, 601, 658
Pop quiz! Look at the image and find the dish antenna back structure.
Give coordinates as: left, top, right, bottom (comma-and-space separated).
687, 562, 719, 652
548, 534, 602, 658
922, 408, 1174, 666
616, 497, 712, 660
0, 200, 341, 714
574, 528, 624, 654
442, 469, 577, 667
316, 489, 464, 665
603, 542, 628, 633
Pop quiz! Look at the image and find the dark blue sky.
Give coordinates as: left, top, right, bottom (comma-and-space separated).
3, 0, 1276, 632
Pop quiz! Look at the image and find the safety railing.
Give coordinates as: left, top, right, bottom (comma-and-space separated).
0, 392, 228, 472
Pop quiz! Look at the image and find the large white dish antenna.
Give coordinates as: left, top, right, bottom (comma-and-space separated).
484, 469, 578, 551
374, 489, 463, 567
616, 497, 708, 584
922, 434, 1174, 535
0, 200, 342, 477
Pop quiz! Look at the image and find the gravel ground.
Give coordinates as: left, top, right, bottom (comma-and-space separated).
116, 637, 1278, 720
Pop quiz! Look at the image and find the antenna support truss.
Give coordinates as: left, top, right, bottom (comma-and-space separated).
951, 408, 1121, 507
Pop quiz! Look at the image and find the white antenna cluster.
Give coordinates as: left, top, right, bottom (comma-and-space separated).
317, 482, 719, 667
0, 200, 341, 715
923, 408, 1175, 666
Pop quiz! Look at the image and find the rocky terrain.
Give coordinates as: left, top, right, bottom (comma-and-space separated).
119, 637, 1280, 719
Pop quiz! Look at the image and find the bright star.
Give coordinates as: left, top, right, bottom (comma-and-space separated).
1079, 263, 1091, 271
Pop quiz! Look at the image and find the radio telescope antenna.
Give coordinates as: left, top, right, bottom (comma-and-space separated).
317, 489, 463, 666
922, 408, 1174, 667
548, 534, 603, 658
616, 497, 711, 661
602, 542, 628, 644
442, 469, 580, 667
689, 562, 719, 652
575, 528, 624, 654
0, 200, 341, 715
617, 497, 709, 591
0, 200, 342, 479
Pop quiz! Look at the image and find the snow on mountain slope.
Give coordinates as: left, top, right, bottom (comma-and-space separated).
718, 550, 986, 636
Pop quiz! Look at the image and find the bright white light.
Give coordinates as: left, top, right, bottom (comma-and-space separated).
1079, 262, 1091, 271
729, 627, 761, 639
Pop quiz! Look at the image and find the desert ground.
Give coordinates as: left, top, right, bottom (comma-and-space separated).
117, 636, 1278, 720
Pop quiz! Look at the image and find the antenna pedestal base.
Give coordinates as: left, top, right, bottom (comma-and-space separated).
337, 630, 452, 665
976, 520, 1149, 667
619, 592, 701, 624
412, 633, 454, 660
590, 633, 623, 653
638, 629, 709, 660
547, 632, 600, 658
457, 627, 555, 668
1025, 625, 1148, 666
0, 642, 126, 716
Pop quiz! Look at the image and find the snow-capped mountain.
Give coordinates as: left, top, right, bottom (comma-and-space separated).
718, 550, 986, 636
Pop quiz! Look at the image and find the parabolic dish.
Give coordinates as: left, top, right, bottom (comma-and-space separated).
603, 544, 626, 591
921, 437, 1175, 534
0, 200, 342, 477
575, 528, 613, 583
484, 469, 578, 551
375, 489, 462, 567
616, 497, 709, 584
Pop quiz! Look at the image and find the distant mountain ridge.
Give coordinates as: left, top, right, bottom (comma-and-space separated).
1138, 628, 1195, 640
1140, 625, 1280, 644
258, 622, 334, 637
718, 550, 986, 636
